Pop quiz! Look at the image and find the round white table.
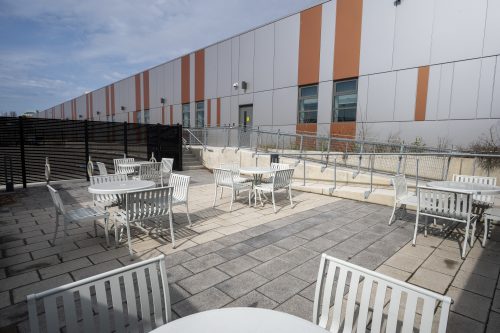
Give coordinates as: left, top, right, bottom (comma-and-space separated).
151, 308, 328, 333
426, 181, 500, 195
88, 180, 156, 195
239, 167, 275, 206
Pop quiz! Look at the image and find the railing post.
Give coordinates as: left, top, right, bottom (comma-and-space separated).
397, 144, 404, 175
19, 116, 27, 188
237, 126, 241, 150
364, 155, 374, 199
275, 129, 280, 151
443, 153, 451, 180
123, 121, 128, 157
255, 130, 260, 154
299, 135, 304, 159
472, 157, 477, 176
84, 120, 90, 181
333, 157, 337, 191
416, 158, 420, 188
303, 159, 306, 186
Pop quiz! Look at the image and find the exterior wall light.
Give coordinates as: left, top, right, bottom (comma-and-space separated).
241, 81, 248, 91
121, 106, 126, 111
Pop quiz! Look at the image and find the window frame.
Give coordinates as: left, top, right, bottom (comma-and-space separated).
195, 101, 204, 128
297, 84, 319, 124
332, 78, 358, 123
182, 103, 190, 128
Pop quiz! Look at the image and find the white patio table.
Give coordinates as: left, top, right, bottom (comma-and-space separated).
239, 167, 274, 206
426, 181, 500, 195
88, 180, 156, 195
150, 307, 328, 333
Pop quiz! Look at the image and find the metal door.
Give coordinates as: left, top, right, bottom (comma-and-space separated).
239, 105, 253, 147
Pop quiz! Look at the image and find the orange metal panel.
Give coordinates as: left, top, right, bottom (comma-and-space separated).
298, 5, 322, 86
415, 66, 430, 121
143, 70, 150, 110
195, 50, 205, 102
330, 122, 356, 138
181, 55, 190, 104
216, 98, 221, 127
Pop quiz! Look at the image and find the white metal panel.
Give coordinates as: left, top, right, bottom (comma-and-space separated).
356, 76, 369, 124
239, 31, 254, 95
173, 59, 182, 105
436, 63, 454, 120
392, 0, 434, 70
319, 0, 336, 82
317, 81, 333, 125
254, 23, 275, 93
165, 62, 174, 106
93, 88, 106, 119
272, 86, 298, 126
239, 93, 253, 106
220, 97, 231, 126
210, 99, 217, 127
253, 91, 273, 126
190, 53, 195, 102
450, 59, 481, 120
483, 0, 500, 57
393, 68, 418, 122
477, 56, 496, 118
365, 72, 397, 122
76, 95, 86, 120
425, 65, 441, 120
230, 95, 239, 125
150, 108, 161, 124
359, 0, 396, 75
205, 45, 218, 99
217, 40, 232, 98
173, 104, 182, 124
274, 14, 299, 89
231, 37, 240, 96
431, 0, 487, 64
492, 56, 500, 118
149, 66, 160, 112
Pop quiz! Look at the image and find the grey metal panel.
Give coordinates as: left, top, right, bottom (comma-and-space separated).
425, 65, 441, 121
359, 122, 402, 143
190, 53, 195, 102
217, 40, 233, 98
393, 68, 418, 122
231, 37, 240, 96
239, 93, 253, 106
239, 31, 254, 95
450, 59, 481, 120
205, 44, 218, 99
211, 99, 217, 127
253, 91, 274, 126
483, 0, 500, 57
356, 76, 369, 124
319, 1, 336, 82
165, 62, 174, 107
317, 81, 333, 125
431, 0, 487, 64
359, 0, 396, 75
149, 66, 160, 111
476, 56, 496, 118
173, 104, 182, 124
492, 56, 500, 118
220, 97, 231, 126
274, 14, 299, 89
254, 23, 275, 93
150, 108, 161, 124
173, 59, 182, 105
392, 0, 434, 70
441, 119, 500, 146
397, 121, 447, 145
365, 72, 397, 122
436, 63, 454, 120
93, 88, 106, 119
230, 95, 239, 125
272, 86, 298, 126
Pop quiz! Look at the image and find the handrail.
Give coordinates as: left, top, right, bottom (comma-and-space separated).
183, 128, 213, 152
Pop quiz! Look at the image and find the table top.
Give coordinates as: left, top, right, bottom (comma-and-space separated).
151, 308, 328, 333
88, 180, 156, 195
239, 167, 274, 175
119, 161, 152, 168
426, 181, 500, 194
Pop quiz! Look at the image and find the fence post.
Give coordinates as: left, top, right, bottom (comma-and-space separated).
123, 121, 128, 157
255, 130, 260, 154
84, 120, 90, 181
397, 144, 404, 175
333, 157, 337, 191
275, 129, 280, 151
299, 135, 304, 159
303, 159, 306, 186
416, 158, 420, 188
472, 157, 477, 176
19, 116, 27, 188
443, 154, 451, 180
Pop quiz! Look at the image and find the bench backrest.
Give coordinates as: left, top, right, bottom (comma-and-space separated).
168, 173, 190, 202
124, 187, 172, 223
453, 174, 496, 205
392, 174, 409, 201
418, 186, 473, 221
114, 157, 135, 174
272, 169, 294, 190
90, 174, 128, 204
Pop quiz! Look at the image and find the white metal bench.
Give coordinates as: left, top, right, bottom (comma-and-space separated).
213, 168, 252, 211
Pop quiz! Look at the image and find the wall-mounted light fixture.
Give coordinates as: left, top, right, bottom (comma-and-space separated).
121, 106, 126, 111
78, 115, 83, 119
233, 82, 239, 90
161, 97, 166, 104
394, 0, 402, 6
241, 81, 248, 91
96, 111, 101, 115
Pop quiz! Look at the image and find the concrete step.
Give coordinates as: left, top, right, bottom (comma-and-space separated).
183, 165, 205, 170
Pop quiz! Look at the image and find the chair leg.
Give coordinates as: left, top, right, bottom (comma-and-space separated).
230, 190, 234, 212
126, 221, 134, 258
213, 185, 218, 208
272, 191, 276, 213
424, 216, 428, 237
104, 217, 110, 247
248, 189, 251, 206
462, 219, 470, 259
412, 211, 420, 246
185, 202, 192, 227
94, 220, 98, 237
288, 186, 293, 208
483, 217, 489, 247
52, 213, 60, 246
114, 216, 119, 248
220, 187, 224, 199
471, 218, 477, 247
388, 202, 397, 226
169, 209, 176, 248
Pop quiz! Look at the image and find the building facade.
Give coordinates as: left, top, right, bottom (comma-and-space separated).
39, 0, 500, 147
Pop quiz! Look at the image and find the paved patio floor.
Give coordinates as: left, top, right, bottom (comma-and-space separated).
0, 169, 499, 332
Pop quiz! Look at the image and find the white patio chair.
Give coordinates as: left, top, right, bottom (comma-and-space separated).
220, 163, 251, 184
114, 187, 175, 256
313, 253, 452, 333
47, 185, 110, 250
161, 158, 174, 186
388, 174, 417, 225
263, 162, 291, 183
114, 157, 135, 175
27, 254, 172, 333
413, 186, 478, 258
139, 162, 162, 185
483, 207, 500, 246
453, 174, 496, 206
253, 169, 294, 213
168, 173, 192, 226
96, 161, 108, 175
213, 168, 252, 212
90, 174, 128, 209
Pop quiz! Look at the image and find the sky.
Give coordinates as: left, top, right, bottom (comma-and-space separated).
0, 0, 324, 115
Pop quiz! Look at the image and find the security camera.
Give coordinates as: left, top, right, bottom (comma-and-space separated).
233, 82, 239, 89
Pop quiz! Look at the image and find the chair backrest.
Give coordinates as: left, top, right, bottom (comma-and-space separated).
453, 174, 496, 205
220, 163, 240, 175
313, 253, 451, 333
161, 158, 174, 173
125, 187, 173, 223
27, 255, 171, 333
47, 185, 65, 214
90, 174, 128, 204
214, 168, 234, 187
139, 162, 162, 183
417, 186, 472, 221
392, 174, 409, 201
114, 158, 135, 174
96, 162, 108, 175
272, 169, 294, 189
271, 162, 290, 170
168, 173, 190, 202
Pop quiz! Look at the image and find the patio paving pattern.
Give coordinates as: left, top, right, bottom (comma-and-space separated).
0, 169, 499, 332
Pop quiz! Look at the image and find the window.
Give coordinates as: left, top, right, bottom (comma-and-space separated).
182, 104, 190, 128
195, 102, 204, 127
333, 79, 358, 122
137, 111, 142, 124
144, 109, 150, 124
298, 85, 318, 124
111, 114, 115, 122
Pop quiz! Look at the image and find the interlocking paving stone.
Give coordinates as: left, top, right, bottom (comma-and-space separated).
12, 274, 73, 303
0, 271, 39, 292
273, 235, 308, 250
7, 255, 60, 276
251, 257, 298, 280
30, 242, 79, 260
460, 257, 500, 279
350, 250, 390, 271
177, 268, 229, 295
71, 259, 123, 281
0, 253, 32, 268
374, 265, 411, 282
486, 311, 500, 333
185, 240, 225, 257
173, 287, 232, 318
298, 283, 317, 302
491, 291, 500, 314
182, 253, 227, 274
275, 295, 313, 321
279, 246, 319, 266
247, 245, 287, 262
452, 270, 497, 298
164, 251, 196, 269
421, 254, 461, 276
215, 271, 268, 299
225, 290, 278, 309
0, 291, 10, 309
216, 255, 261, 277
166, 265, 193, 283
257, 273, 309, 304
169, 283, 191, 304
288, 256, 321, 283
409, 267, 453, 294
88, 247, 131, 264
215, 243, 255, 260
39, 257, 92, 280
215, 232, 253, 247
302, 236, 338, 253
384, 253, 424, 273
447, 286, 491, 323
5, 241, 51, 257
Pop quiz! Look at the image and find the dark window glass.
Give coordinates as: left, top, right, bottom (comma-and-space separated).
195, 102, 204, 127
298, 85, 318, 124
182, 104, 190, 128
333, 79, 358, 122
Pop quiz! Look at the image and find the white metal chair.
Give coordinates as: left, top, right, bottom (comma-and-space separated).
453, 174, 496, 206
27, 254, 172, 333
114, 157, 135, 175
483, 207, 500, 246
161, 158, 174, 186
213, 168, 252, 212
114, 187, 175, 256
388, 174, 417, 225
96, 161, 108, 175
168, 173, 192, 226
253, 169, 294, 213
271, 162, 290, 170
220, 163, 251, 184
90, 174, 128, 209
313, 253, 452, 333
47, 185, 110, 249
413, 186, 478, 258
139, 162, 162, 185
